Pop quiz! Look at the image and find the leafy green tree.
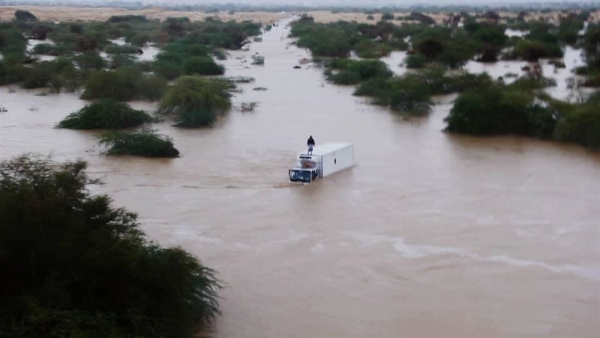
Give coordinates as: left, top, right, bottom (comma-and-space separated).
469, 24, 507, 62
386, 74, 434, 115
0, 154, 219, 337
158, 75, 233, 127
14, 9, 37, 22
381, 12, 395, 20
513, 39, 563, 61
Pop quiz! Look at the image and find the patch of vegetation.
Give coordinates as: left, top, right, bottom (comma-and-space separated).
444, 77, 600, 151
99, 130, 180, 157
14, 9, 37, 22
1, 15, 266, 98
58, 99, 152, 130
580, 24, 600, 86
553, 92, 600, 149
7, 58, 80, 92
382, 13, 395, 20
405, 54, 426, 68
183, 56, 225, 75
0, 25, 28, 61
82, 68, 167, 101
512, 39, 563, 61
326, 59, 393, 85
444, 82, 556, 137
157, 75, 233, 127
0, 154, 219, 337
104, 43, 140, 54
411, 26, 476, 69
290, 16, 408, 58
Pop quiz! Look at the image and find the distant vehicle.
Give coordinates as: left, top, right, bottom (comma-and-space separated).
288, 142, 354, 183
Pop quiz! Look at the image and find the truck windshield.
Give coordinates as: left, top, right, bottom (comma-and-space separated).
289, 169, 312, 183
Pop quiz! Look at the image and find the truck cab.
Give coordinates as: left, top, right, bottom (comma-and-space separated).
288, 168, 319, 183
289, 154, 321, 183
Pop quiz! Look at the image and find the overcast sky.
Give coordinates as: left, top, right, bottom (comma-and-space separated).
14, 0, 598, 5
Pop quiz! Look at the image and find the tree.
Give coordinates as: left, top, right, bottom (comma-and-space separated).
381, 12, 394, 20
157, 75, 233, 127
14, 10, 37, 22
0, 154, 220, 337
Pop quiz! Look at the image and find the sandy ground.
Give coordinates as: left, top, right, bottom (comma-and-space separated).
0, 6, 287, 24
1, 6, 598, 25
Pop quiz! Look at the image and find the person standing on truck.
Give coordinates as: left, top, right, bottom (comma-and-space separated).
307, 136, 315, 155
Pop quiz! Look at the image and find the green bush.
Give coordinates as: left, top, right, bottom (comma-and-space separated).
32, 43, 56, 55
411, 27, 476, 68
553, 105, 600, 149
73, 51, 106, 71
329, 70, 362, 85
136, 75, 168, 101
108, 53, 137, 69
355, 40, 392, 58
0, 154, 219, 337
81, 69, 167, 101
295, 26, 353, 57
82, 70, 139, 101
152, 59, 183, 80
405, 54, 426, 68
183, 56, 225, 75
382, 13, 394, 20
444, 84, 556, 137
0, 28, 27, 59
104, 44, 139, 54
99, 130, 180, 157
0, 61, 28, 85
58, 99, 152, 129
158, 75, 233, 128
174, 110, 217, 127
386, 75, 434, 115
329, 59, 393, 82
513, 40, 563, 61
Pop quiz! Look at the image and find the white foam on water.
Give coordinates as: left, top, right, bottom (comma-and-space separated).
344, 231, 600, 280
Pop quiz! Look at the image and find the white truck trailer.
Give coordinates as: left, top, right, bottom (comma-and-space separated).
288, 142, 354, 183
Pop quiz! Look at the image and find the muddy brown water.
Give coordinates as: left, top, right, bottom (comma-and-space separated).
1, 17, 600, 338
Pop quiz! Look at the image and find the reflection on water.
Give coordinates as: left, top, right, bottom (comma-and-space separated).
1, 17, 600, 338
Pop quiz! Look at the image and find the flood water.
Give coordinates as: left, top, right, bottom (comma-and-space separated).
2, 17, 600, 338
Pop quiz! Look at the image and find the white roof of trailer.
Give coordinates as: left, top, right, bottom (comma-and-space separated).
309, 142, 352, 156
